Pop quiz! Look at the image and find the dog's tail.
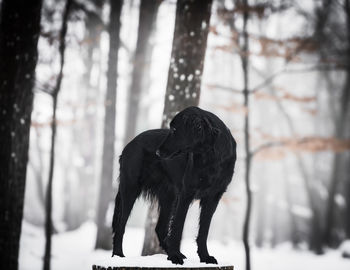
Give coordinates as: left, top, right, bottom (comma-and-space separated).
112, 191, 121, 233
112, 155, 123, 232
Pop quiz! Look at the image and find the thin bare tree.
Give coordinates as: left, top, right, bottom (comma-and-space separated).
43, 1, 72, 269
239, 0, 252, 269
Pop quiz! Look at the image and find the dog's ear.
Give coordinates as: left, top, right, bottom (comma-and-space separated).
191, 115, 205, 144
212, 127, 221, 138
181, 114, 189, 127
193, 117, 203, 131
203, 117, 220, 139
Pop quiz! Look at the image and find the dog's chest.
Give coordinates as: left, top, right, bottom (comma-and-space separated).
189, 154, 222, 195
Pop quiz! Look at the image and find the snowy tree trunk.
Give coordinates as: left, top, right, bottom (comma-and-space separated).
142, 0, 213, 256
124, 0, 162, 145
161, 0, 212, 127
0, 0, 42, 269
95, 0, 123, 250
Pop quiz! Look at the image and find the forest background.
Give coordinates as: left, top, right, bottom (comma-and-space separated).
0, 0, 350, 270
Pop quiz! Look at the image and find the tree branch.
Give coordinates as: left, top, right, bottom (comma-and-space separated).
206, 83, 243, 94
250, 141, 286, 157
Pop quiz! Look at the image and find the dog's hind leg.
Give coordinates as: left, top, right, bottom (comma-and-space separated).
112, 182, 140, 257
196, 193, 223, 264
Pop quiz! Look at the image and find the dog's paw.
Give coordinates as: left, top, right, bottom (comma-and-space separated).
167, 253, 185, 265
200, 255, 218, 264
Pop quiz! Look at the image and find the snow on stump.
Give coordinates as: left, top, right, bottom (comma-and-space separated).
92, 254, 234, 270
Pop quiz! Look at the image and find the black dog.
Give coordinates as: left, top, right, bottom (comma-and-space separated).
112, 106, 236, 265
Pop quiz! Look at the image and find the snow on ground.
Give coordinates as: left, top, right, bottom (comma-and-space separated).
340, 240, 350, 258
19, 221, 350, 270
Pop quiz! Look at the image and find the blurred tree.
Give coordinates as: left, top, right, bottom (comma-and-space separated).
261, 80, 324, 254
282, 160, 300, 248
27, 125, 46, 226
0, 0, 43, 269
63, 0, 105, 231
345, 160, 350, 239
95, 0, 123, 250
255, 168, 268, 248
215, 0, 329, 260
124, 0, 162, 145
142, 0, 213, 256
314, 0, 350, 247
43, 0, 72, 270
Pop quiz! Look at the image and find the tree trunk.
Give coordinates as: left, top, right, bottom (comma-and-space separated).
0, 0, 42, 269
255, 171, 267, 248
344, 2, 350, 240
95, 0, 123, 250
63, 2, 105, 231
43, 1, 72, 269
323, 72, 350, 246
124, 0, 162, 145
268, 84, 324, 253
282, 161, 300, 247
142, 0, 213, 256
345, 161, 350, 238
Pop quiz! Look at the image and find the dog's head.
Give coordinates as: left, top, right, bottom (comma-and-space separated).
156, 107, 221, 159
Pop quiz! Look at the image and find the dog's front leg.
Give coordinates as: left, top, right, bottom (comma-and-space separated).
197, 193, 223, 264
166, 193, 193, 265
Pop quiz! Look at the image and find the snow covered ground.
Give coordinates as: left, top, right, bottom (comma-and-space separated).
19, 221, 350, 270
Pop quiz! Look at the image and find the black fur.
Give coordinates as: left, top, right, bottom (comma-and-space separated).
112, 106, 236, 265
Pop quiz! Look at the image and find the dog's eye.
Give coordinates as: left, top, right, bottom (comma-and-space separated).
171, 127, 176, 132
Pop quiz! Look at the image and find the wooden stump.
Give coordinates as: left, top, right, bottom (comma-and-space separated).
91, 254, 234, 270
92, 266, 234, 270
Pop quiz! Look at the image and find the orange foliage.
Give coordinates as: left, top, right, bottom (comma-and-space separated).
255, 148, 287, 160
31, 119, 78, 128
301, 108, 318, 116
254, 130, 350, 157
282, 92, 316, 102
254, 90, 316, 103
256, 36, 317, 60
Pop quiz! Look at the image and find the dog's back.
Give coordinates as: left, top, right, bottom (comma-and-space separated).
119, 128, 170, 188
